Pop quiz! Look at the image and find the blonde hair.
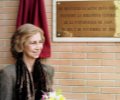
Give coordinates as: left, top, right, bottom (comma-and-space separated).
11, 23, 45, 58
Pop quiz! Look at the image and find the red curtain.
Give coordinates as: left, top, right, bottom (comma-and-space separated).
16, 0, 51, 58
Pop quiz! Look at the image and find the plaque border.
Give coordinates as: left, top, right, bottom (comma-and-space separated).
52, 0, 120, 42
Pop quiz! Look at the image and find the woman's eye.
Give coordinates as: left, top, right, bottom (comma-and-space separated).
39, 41, 42, 44
30, 42, 36, 44
28, 41, 43, 45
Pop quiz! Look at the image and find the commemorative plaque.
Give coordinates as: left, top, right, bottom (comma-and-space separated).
53, 0, 120, 42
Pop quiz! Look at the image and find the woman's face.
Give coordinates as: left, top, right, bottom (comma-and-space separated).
22, 32, 44, 60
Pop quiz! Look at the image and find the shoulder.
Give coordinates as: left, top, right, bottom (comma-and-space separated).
0, 65, 16, 100
0, 64, 16, 73
0, 64, 16, 78
41, 64, 54, 71
41, 64, 54, 76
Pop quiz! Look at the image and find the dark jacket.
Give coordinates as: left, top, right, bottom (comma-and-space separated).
0, 64, 54, 100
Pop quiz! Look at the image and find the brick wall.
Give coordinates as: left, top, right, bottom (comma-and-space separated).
0, 0, 120, 100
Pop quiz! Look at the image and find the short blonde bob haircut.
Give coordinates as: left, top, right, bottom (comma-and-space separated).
11, 23, 45, 59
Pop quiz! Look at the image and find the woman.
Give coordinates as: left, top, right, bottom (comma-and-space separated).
0, 24, 54, 100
